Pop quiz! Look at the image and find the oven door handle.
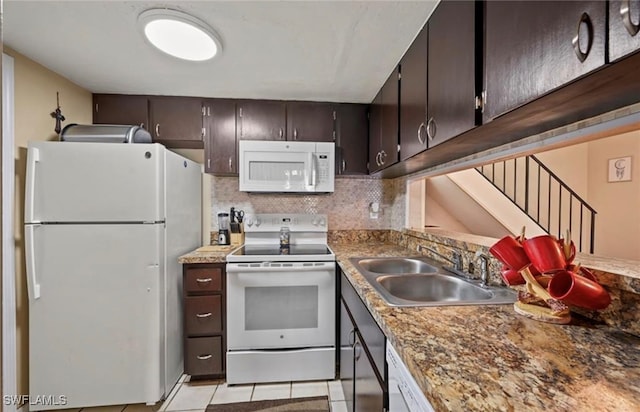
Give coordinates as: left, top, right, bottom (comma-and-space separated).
226, 262, 335, 273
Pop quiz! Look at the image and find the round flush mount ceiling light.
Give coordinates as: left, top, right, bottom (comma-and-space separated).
138, 9, 222, 61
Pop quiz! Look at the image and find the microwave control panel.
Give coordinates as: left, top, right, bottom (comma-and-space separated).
317, 154, 330, 181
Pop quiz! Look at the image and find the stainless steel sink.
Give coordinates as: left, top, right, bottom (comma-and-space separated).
356, 258, 438, 274
349, 256, 516, 307
377, 274, 493, 302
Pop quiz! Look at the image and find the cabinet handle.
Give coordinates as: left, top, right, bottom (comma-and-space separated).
139, 123, 145, 129
348, 329, 356, 346
228, 157, 233, 171
95, 103, 99, 113
342, 159, 346, 173
375, 152, 381, 166
293, 128, 298, 140
207, 106, 211, 116
196, 277, 212, 283
354, 341, 362, 361
380, 150, 387, 165
572, 12, 593, 63
196, 312, 212, 318
207, 159, 211, 169
417, 122, 426, 145
426, 117, 436, 141
279, 128, 284, 140
621, 0, 640, 36
155, 123, 160, 137
197, 354, 213, 360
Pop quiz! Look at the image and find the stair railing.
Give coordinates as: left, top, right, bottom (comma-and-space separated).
476, 155, 596, 253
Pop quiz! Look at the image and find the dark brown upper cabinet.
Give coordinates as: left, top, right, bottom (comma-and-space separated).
203, 99, 237, 175
369, 67, 400, 174
236, 100, 286, 141
484, 1, 606, 122
368, 89, 383, 174
335, 103, 368, 175
149, 96, 204, 149
609, 0, 640, 62
399, 25, 428, 161
286, 101, 336, 142
380, 67, 400, 170
93, 94, 149, 129
427, 0, 477, 148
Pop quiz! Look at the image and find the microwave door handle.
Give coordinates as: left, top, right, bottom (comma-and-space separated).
307, 152, 315, 188
311, 153, 317, 187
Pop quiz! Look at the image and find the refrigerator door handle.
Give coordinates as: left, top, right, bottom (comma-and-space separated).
25, 224, 41, 299
25, 147, 40, 223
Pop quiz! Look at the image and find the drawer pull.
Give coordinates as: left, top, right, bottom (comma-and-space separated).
196, 278, 212, 283
196, 312, 213, 318
197, 354, 212, 360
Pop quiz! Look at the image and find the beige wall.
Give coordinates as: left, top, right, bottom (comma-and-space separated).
587, 131, 640, 259
5, 46, 92, 398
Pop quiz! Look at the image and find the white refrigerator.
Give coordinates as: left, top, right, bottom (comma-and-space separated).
24, 141, 201, 410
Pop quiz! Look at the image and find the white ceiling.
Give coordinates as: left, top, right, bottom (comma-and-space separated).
4, 1, 438, 103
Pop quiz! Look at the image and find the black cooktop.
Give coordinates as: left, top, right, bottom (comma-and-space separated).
233, 244, 332, 256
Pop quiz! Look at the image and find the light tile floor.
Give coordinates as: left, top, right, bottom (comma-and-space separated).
60, 377, 347, 412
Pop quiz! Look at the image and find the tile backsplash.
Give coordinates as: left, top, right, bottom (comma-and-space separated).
210, 176, 406, 231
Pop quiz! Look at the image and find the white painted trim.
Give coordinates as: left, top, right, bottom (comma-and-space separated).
2, 53, 18, 412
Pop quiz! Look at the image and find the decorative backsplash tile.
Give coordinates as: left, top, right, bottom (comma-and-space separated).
210, 176, 407, 231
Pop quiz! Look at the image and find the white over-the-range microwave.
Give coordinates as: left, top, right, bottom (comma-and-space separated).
239, 140, 335, 193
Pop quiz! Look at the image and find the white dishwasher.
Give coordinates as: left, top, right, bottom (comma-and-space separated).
386, 340, 435, 412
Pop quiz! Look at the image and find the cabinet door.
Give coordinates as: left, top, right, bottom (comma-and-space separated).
93, 94, 148, 128
484, 1, 606, 122
340, 299, 355, 412
204, 99, 237, 175
368, 89, 383, 174
609, 0, 640, 62
379, 67, 400, 169
149, 96, 204, 148
335, 104, 368, 175
287, 101, 335, 142
427, 0, 477, 147
237, 100, 286, 141
354, 334, 384, 412
399, 25, 428, 160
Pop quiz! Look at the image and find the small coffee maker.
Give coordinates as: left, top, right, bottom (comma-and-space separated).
217, 212, 230, 245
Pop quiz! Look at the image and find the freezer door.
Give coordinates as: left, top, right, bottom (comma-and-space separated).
25, 141, 165, 223
25, 223, 165, 410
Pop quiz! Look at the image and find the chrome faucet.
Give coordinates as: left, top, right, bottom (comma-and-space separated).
417, 245, 463, 271
475, 251, 490, 287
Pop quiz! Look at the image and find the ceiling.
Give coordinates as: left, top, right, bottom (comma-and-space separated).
4, 1, 438, 103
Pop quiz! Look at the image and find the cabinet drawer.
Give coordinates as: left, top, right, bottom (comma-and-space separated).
185, 337, 223, 376
185, 296, 223, 336
185, 267, 223, 294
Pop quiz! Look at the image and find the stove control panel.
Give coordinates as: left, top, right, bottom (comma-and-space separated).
243, 214, 328, 233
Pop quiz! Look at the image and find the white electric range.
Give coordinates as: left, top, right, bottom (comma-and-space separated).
225, 213, 336, 384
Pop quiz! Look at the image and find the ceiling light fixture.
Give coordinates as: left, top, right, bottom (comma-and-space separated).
138, 9, 222, 62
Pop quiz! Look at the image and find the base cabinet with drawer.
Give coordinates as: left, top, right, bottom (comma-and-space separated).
183, 263, 226, 378
340, 270, 386, 412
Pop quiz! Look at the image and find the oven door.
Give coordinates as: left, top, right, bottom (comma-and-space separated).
226, 261, 335, 350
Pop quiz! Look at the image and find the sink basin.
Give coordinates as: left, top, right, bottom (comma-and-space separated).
349, 256, 516, 307
356, 258, 438, 274
376, 274, 493, 302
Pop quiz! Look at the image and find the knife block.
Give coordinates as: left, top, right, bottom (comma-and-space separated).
230, 223, 245, 246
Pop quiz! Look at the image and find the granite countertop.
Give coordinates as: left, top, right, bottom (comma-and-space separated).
332, 240, 640, 412
177, 244, 238, 264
